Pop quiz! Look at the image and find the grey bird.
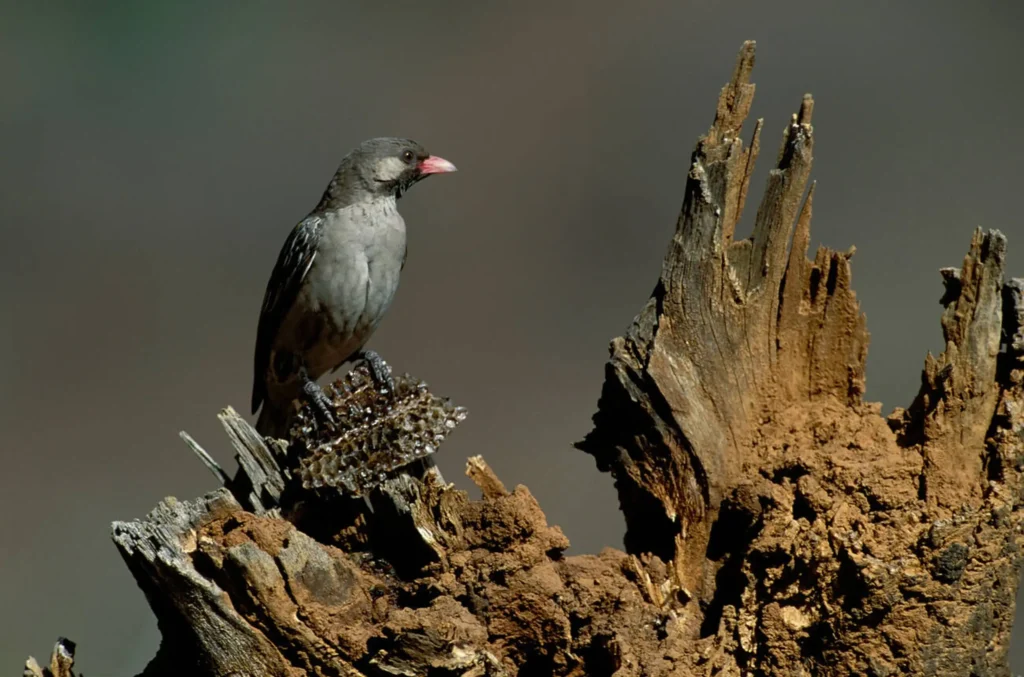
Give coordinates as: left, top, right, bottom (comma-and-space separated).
252, 137, 457, 438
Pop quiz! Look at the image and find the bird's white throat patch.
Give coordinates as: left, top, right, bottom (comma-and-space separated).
373, 156, 408, 183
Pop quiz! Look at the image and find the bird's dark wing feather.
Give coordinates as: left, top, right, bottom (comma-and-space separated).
251, 215, 324, 414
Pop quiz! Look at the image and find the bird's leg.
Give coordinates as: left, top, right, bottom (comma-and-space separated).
299, 366, 336, 430
359, 349, 395, 395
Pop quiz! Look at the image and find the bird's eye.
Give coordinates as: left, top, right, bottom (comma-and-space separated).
402, 150, 415, 164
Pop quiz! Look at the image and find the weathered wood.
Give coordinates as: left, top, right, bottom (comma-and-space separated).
575, 40, 1024, 674
25, 42, 1024, 676
576, 44, 859, 596
219, 405, 290, 513
902, 231, 1007, 507
24, 638, 77, 677
111, 490, 297, 676
465, 455, 508, 499
178, 430, 230, 485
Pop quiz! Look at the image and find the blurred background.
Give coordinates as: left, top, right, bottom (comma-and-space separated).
2, 0, 1023, 673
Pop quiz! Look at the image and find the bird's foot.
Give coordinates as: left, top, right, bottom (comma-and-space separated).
360, 349, 395, 396
302, 375, 337, 432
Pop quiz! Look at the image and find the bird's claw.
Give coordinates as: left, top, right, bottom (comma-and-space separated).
302, 378, 337, 432
360, 349, 396, 396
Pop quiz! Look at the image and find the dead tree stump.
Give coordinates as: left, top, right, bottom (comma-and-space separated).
25, 41, 1024, 677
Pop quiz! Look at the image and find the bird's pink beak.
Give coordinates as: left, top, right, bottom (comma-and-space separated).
417, 155, 457, 175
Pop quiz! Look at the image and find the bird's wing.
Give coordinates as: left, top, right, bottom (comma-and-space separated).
251, 215, 324, 414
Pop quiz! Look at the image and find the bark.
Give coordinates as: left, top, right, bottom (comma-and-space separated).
25, 41, 1024, 677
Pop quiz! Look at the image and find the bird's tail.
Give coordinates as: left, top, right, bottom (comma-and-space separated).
254, 398, 292, 440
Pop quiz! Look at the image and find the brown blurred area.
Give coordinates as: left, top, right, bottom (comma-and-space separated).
2, 1, 1023, 672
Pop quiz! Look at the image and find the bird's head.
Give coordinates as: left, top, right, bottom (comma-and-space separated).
322, 137, 457, 207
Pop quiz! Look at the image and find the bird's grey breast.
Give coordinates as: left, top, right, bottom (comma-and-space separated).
305, 198, 406, 344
